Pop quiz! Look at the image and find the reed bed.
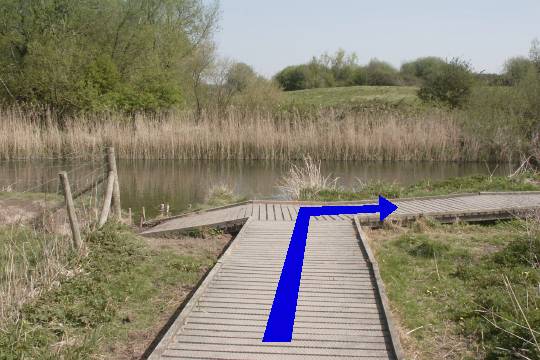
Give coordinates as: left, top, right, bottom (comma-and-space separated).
0, 107, 484, 161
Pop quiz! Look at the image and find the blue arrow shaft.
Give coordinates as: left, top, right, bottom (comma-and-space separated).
262, 204, 379, 342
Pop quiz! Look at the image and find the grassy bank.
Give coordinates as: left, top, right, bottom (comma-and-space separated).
369, 219, 540, 359
0, 107, 489, 161
0, 223, 230, 359
294, 173, 540, 202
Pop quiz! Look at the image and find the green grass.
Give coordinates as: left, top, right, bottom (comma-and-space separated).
371, 220, 540, 359
300, 173, 540, 201
280, 85, 420, 109
0, 223, 219, 359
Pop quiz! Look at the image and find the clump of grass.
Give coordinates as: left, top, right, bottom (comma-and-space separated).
279, 156, 339, 200
394, 234, 450, 258
206, 184, 241, 207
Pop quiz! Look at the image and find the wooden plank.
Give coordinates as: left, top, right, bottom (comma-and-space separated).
149, 219, 400, 359
267, 203, 275, 221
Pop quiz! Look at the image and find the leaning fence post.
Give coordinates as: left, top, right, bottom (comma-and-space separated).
98, 171, 115, 228
106, 147, 122, 220
59, 171, 83, 251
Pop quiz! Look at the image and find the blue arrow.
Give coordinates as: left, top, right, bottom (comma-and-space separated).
262, 195, 398, 343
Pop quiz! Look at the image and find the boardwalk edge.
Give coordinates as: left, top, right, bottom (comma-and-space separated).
354, 216, 405, 360
147, 217, 253, 359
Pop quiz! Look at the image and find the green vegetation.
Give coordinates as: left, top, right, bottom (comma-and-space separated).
371, 219, 540, 359
0, 2, 538, 163
274, 50, 405, 91
297, 173, 540, 202
0, 0, 220, 112
418, 58, 475, 108
206, 184, 246, 207
0, 223, 225, 359
400, 57, 447, 85
280, 85, 419, 109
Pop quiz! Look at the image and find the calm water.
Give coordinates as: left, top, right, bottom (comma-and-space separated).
0, 160, 509, 218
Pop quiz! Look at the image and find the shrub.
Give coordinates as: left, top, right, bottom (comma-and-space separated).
365, 59, 402, 86
400, 57, 446, 85
503, 57, 535, 85
418, 58, 475, 108
274, 66, 308, 91
352, 66, 368, 85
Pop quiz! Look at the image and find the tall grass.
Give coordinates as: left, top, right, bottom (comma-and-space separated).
279, 156, 339, 199
0, 107, 487, 161
0, 226, 73, 325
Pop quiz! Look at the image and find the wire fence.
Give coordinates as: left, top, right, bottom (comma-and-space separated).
0, 149, 119, 234
0, 148, 120, 325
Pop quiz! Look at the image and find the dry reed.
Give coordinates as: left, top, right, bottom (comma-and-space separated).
278, 156, 339, 199
0, 225, 73, 325
0, 107, 485, 161
0, 179, 104, 327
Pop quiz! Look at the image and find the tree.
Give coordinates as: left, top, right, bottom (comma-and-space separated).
226, 63, 257, 93
401, 57, 446, 85
530, 38, 540, 70
274, 66, 308, 91
0, 0, 220, 113
365, 59, 401, 86
504, 57, 535, 85
418, 58, 475, 108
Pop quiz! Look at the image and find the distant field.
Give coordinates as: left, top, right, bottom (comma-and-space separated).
280, 85, 420, 107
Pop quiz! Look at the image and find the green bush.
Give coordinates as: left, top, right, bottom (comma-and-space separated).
275, 66, 309, 91
503, 57, 535, 85
418, 58, 475, 108
0, 0, 217, 112
400, 57, 446, 85
365, 59, 402, 86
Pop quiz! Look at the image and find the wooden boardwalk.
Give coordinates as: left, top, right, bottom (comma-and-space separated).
143, 192, 540, 236
144, 192, 540, 359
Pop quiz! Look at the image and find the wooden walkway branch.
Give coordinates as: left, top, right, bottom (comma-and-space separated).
144, 191, 540, 359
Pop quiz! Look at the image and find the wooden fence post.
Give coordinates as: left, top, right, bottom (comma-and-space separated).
106, 147, 122, 220
59, 171, 83, 250
98, 171, 115, 228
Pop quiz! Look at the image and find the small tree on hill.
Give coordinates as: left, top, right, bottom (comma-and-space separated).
504, 57, 535, 85
418, 58, 475, 108
365, 59, 401, 86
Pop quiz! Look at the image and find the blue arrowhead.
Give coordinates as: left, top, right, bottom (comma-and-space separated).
378, 195, 398, 221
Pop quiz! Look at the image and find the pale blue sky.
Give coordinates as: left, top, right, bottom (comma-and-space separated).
215, 0, 539, 77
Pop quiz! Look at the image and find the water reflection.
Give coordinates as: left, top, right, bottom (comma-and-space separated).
1, 160, 510, 218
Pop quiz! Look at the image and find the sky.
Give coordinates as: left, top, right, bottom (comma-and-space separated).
214, 0, 540, 77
